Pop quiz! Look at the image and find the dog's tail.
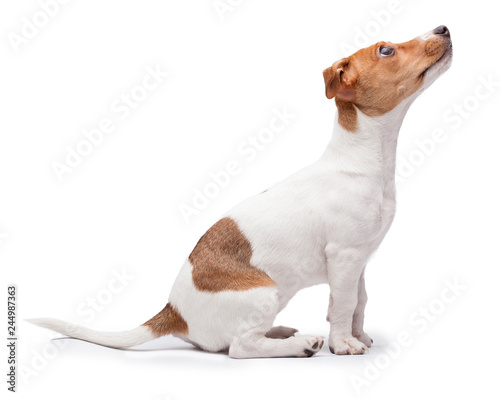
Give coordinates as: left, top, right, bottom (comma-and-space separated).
27, 303, 189, 349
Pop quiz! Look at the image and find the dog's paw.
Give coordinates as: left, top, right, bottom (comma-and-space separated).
329, 336, 368, 355
354, 331, 373, 348
298, 335, 325, 357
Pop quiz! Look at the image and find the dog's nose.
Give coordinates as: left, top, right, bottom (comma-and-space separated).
434, 25, 450, 37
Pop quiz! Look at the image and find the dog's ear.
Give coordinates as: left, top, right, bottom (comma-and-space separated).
323, 58, 355, 101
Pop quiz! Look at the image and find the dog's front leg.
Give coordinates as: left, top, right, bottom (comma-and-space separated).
326, 268, 372, 347
326, 244, 369, 355
352, 268, 373, 348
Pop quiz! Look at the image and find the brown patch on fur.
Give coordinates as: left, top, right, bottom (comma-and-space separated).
143, 302, 188, 337
189, 217, 276, 292
335, 100, 358, 132
323, 32, 451, 131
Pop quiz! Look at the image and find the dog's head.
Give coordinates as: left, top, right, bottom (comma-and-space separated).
323, 26, 453, 130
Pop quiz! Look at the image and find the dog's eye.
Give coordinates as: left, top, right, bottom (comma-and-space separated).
379, 46, 395, 57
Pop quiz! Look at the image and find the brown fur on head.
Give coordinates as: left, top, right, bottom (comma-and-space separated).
323, 28, 452, 131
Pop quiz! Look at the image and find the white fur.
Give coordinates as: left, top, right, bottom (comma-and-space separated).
29, 29, 452, 358
26, 318, 154, 348
419, 31, 435, 41
221, 99, 413, 355
168, 260, 281, 352
168, 43, 452, 356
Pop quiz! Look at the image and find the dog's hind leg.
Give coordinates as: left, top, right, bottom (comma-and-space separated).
230, 329, 323, 359
227, 287, 323, 359
265, 325, 298, 339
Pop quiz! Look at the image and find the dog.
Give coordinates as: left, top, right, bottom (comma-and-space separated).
29, 26, 453, 358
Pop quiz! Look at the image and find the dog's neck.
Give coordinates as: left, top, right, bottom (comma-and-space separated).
321, 98, 415, 197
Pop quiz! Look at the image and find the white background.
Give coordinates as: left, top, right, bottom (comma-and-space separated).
1, 0, 499, 399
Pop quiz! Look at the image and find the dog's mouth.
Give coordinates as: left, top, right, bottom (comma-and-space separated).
418, 45, 453, 80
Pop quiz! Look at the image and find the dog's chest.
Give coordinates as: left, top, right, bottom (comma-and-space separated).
320, 173, 396, 248
378, 192, 397, 242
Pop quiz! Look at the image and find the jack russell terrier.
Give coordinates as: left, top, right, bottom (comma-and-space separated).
30, 26, 453, 358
